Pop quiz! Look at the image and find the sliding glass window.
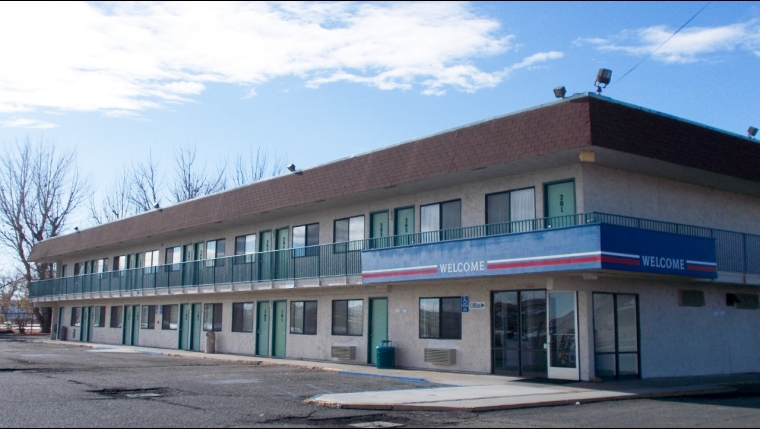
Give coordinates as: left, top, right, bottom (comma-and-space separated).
234, 234, 257, 264
334, 216, 364, 252
420, 200, 461, 242
205, 239, 226, 267
293, 223, 319, 257
486, 188, 535, 234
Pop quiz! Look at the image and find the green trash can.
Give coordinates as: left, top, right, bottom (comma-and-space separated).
376, 340, 395, 369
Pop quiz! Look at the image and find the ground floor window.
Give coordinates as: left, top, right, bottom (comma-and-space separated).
232, 303, 254, 332
162, 305, 178, 330
332, 300, 363, 336
419, 297, 461, 339
93, 306, 106, 327
141, 305, 156, 329
492, 290, 547, 377
110, 306, 123, 328
203, 304, 223, 332
70, 307, 81, 327
593, 293, 640, 379
290, 301, 317, 335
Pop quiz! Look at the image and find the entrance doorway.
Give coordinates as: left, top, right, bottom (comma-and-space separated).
179, 303, 202, 351
492, 290, 548, 377
593, 293, 640, 379
547, 292, 579, 380
256, 301, 270, 356
272, 301, 287, 358
122, 305, 140, 346
57, 307, 64, 340
368, 298, 388, 365
81, 306, 92, 342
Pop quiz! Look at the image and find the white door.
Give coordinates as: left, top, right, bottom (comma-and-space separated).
547, 291, 580, 380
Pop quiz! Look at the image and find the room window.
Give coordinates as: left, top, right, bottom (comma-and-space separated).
332, 299, 363, 336
110, 306, 123, 328
727, 293, 759, 310
70, 307, 81, 327
678, 290, 705, 307
486, 188, 536, 234
61, 265, 67, 278
205, 239, 226, 267
143, 250, 159, 273
165, 246, 182, 271
141, 306, 156, 329
290, 301, 318, 335
232, 303, 254, 332
334, 216, 364, 251
420, 200, 461, 241
234, 234, 257, 264
93, 306, 106, 327
162, 305, 178, 330
203, 303, 223, 332
73, 263, 82, 276
96, 258, 108, 274
113, 255, 127, 275
419, 297, 462, 340
293, 223, 319, 257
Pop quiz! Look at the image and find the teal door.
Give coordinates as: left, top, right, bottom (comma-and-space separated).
256, 301, 270, 356
179, 304, 190, 350
259, 231, 273, 281
191, 303, 201, 352
274, 228, 289, 280
123, 306, 132, 345
545, 180, 576, 227
131, 305, 140, 346
272, 301, 287, 358
57, 307, 64, 340
368, 298, 388, 364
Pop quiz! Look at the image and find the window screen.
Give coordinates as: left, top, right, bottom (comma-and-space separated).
290, 301, 318, 335
419, 297, 461, 339
162, 305, 178, 330
232, 302, 254, 332
332, 300, 363, 336
203, 303, 223, 332
110, 306, 123, 328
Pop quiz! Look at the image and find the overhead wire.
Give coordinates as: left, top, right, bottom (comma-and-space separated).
611, 1, 712, 87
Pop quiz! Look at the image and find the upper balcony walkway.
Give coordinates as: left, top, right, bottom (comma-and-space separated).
29, 212, 760, 302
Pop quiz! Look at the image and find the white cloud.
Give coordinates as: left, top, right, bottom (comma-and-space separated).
1, 118, 58, 129
0, 2, 557, 114
577, 20, 760, 64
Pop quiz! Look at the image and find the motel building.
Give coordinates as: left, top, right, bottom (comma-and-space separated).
29, 93, 760, 382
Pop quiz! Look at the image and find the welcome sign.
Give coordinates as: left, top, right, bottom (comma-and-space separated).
361, 224, 717, 283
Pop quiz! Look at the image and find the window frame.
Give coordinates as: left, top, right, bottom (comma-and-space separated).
293, 223, 320, 257
110, 306, 123, 328
140, 305, 156, 329
333, 215, 365, 252
93, 306, 106, 328
205, 239, 227, 267
290, 301, 318, 335
419, 297, 462, 340
231, 302, 255, 333
234, 234, 257, 264
203, 303, 223, 332
331, 299, 364, 337
162, 305, 179, 330
70, 307, 81, 327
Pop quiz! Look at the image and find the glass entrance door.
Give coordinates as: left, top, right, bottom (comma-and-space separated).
492, 290, 547, 377
593, 293, 640, 379
547, 292, 579, 380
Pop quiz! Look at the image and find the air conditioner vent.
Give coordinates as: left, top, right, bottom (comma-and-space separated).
424, 348, 456, 365
331, 346, 356, 361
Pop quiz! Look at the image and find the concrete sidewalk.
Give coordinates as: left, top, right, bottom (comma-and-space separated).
38, 339, 759, 412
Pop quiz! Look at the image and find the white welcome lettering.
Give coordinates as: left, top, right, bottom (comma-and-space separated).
641, 256, 685, 270
439, 260, 486, 273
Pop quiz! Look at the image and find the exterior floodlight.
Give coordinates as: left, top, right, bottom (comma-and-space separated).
554, 86, 567, 99
74, 227, 79, 233
594, 68, 612, 94
749, 126, 758, 138
153, 202, 160, 209
287, 163, 296, 172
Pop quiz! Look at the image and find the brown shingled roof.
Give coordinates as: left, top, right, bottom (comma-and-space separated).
29, 94, 760, 261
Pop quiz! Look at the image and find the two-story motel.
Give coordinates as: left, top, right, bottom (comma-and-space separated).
28, 93, 760, 381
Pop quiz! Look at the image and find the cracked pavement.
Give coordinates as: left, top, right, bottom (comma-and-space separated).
1, 336, 758, 428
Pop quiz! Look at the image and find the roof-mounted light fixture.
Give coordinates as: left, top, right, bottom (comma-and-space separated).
594, 68, 612, 94
749, 126, 758, 139
553, 86, 567, 99
74, 227, 80, 233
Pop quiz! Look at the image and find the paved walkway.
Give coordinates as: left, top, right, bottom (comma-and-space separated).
39, 339, 759, 412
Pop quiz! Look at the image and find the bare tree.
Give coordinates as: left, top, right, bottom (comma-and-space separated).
128, 151, 163, 212
170, 145, 226, 203
233, 148, 287, 186
0, 139, 88, 333
89, 172, 132, 225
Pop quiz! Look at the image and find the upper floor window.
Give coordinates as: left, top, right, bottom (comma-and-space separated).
421, 200, 461, 242
293, 223, 319, 257
165, 246, 182, 271
113, 255, 127, 272
334, 216, 364, 251
96, 258, 108, 274
205, 239, 226, 267
234, 234, 257, 263
144, 250, 159, 273
486, 187, 536, 234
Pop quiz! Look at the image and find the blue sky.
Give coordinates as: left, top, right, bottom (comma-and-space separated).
0, 1, 758, 230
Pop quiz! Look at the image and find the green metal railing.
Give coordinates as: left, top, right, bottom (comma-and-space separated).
28, 212, 760, 299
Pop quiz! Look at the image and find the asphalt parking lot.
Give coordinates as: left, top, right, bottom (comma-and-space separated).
1, 336, 759, 428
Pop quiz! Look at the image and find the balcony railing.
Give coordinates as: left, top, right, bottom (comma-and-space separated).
28, 212, 760, 299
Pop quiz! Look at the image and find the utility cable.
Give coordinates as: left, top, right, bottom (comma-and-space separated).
611, 1, 712, 87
